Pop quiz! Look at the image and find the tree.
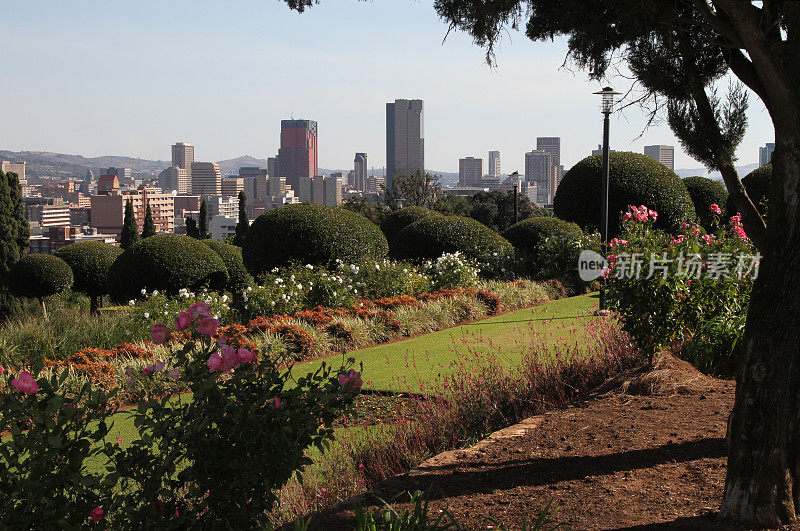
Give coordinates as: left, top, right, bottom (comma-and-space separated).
55, 241, 123, 314
198, 199, 209, 240
120, 199, 140, 250
233, 191, 249, 247
185, 218, 199, 239
383, 170, 442, 210
423, 0, 800, 525
433, 190, 550, 232
340, 196, 390, 226
9, 254, 73, 319
0, 169, 30, 319
141, 201, 156, 239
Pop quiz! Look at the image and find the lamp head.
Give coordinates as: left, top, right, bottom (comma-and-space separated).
593, 86, 622, 114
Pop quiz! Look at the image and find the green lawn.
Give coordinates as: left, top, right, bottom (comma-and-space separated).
293, 293, 601, 392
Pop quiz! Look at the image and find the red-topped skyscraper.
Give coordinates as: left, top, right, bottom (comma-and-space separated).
279, 120, 318, 194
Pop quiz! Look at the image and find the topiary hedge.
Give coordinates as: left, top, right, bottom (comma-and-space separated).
9, 254, 73, 316
683, 176, 729, 232
391, 215, 513, 262
504, 217, 583, 257
55, 241, 123, 313
202, 239, 252, 290
726, 164, 771, 219
553, 152, 696, 236
242, 203, 389, 276
107, 234, 228, 303
380, 206, 442, 244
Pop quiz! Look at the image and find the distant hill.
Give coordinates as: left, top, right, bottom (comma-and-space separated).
0, 150, 170, 181
675, 163, 759, 180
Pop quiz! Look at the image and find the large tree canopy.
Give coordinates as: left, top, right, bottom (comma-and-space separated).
282, 1, 800, 526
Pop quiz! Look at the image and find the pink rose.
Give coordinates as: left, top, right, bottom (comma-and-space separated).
622, 212, 632, 221
702, 234, 715, 244
197, 317, 220, 336
142, 365, 155, 377
648, 209, 658, 221
175, 311, 192, 331
710, 203, 722, 214
220, 346, 239, 373
167, 368, 180, 379
734, 226, 748, 240
11, 370, 39, 395
90, 507, 104, 522
272, 397, 283, 409
151, 323, 169, 345
188, 302, 212, 321
0, 364, 4, 374
730, 214, 743, 226
206, 352, 222, 373
672, 235, 686, 244
155, 360, 166, 372
338, 369, 363, 391
236, 348, 255, 364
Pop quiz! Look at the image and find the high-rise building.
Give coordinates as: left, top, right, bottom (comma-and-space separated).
106, 167, 133, 186
190, 162, 221, 196
97, 174, 120, 195
267, 156, 279, 182
386, 99, 424, 194
81, 169, 95, 195
759, 142, 775, 167
525, 149, 555, 205
644, 145, 675, 171
172, 142, 195, 170
239, 167, 269, 200
323, 174, 343, 206
221, 177, 244, 197
354, 153, 368, 191
205, 195, 238, 218
488, 151, 500, 179
158, 167, 190, 193
2, 161, 30, 195
459, 157, 484, 187
278, 120, 318, 193
91, 188, 175, 236
537, 137, 562, 186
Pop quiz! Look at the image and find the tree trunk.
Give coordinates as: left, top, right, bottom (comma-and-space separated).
720, 143, 800, 526
38, 296, 47, 319
90, 295, 101, 315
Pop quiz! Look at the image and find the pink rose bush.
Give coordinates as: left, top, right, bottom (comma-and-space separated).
11, 370, 39, 395
338, 368, 363, 391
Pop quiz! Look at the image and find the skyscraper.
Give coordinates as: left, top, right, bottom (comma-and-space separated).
459, 157, 483, 187
278, 120, 318, 193
354, 153, 368, 191
386, 99, 424, 194
525, 150, 555, 205
488, 151, 501, 179
759, 142, 775, 167
172, 142, 195, 171
537, 137, 562, 186
190, 162, 221, 196
644, 145, 675, 171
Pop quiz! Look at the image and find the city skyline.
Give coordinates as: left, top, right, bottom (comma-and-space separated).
1, 2, 774, 173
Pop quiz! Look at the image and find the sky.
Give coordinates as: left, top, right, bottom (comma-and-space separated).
1, 0, 775, 173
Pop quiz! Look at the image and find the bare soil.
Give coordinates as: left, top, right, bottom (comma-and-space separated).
310, 377, 745, 530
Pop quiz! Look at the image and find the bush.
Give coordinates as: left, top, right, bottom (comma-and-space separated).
504, 217, 583, 257
421, 252, 480, 290
201, 239, 252, 290
243, 204, 388, 277
553, 152, 696, 236
55, 241, 123, 313
8, 254, 73, 315
683, 176, 729, 232
725, 163, 771, 219
391, 215, 513, 263
380, 206, 442, 244
337, 258, 432, 299
106, 234, 228, 303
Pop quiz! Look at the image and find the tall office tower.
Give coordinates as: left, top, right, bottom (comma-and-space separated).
2, 161, 29, 195
106, 167, 133, 186
536, 137, 562, 185
239, 167, 269, 199
267, 156, 279, 182
488, 151, 501, 179
190, 162, 222, 196
158, 167, 190, 193
644, 145, 675, 171
386, 99, 424, 194
324, 174, 343, 206
278, 120, 318, 193
81, 169, 95, 195
525, 149, 555, 205
221, 177, 244, 197
759, 142, 775, 167
172, 142, 195, 170
354, 153, 368, 191
458, 157, 484, 187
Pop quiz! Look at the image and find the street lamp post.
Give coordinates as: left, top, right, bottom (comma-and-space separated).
511, 171, 520, 225
593, 87, 621, 311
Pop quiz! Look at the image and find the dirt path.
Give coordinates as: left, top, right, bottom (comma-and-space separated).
312, 379, 742, 530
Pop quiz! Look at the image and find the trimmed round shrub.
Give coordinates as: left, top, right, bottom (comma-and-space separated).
107, 234, 228, 302
202, 239, 252, 290
683, 176, 728, 232
9, 254, 73, 307
380, 206, 442, 243
726, 163, 770, 219
391, 215, 513, 262
504, 217, 583, 256
243, 203, 389, 276
55, 241, 123, 312
553, 152, 696, 236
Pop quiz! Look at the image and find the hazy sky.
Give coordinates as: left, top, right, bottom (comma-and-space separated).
2, 0, 775, 173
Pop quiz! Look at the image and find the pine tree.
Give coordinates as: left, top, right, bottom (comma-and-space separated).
233, 191, 249, 246
186, 217, 199, 238
120, 199, 140, 250
198, 199, 209, 239
0, 169, 29, 319
141, 201, 156, 239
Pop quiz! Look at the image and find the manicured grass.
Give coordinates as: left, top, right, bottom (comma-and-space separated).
293, 294, 600, 392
